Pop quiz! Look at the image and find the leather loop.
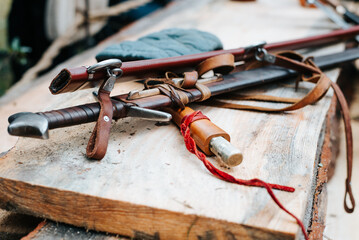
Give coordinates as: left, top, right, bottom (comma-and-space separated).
345, 178, 355, 213
274, 54, 320, 75
331, 81, 355, 213
86, 88, 113, 159
144, 77, 189, 109
196, 53, 235, 76
182, 71, 198, 88
195, 83, 212, 102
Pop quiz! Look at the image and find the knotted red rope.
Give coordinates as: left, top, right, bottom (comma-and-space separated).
180, 111, 308, 240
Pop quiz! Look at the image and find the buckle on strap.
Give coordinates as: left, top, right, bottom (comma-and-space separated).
254, 48, 276, 63
243, 41, 267, 54
86, 59, 123, 160
87, 59, 122, 81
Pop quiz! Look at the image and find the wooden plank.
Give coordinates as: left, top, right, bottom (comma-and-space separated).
0, 0, 346, 239
307, 95, 337, 240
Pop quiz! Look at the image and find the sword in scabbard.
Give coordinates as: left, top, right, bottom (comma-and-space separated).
8, 47, 359, 164
48, 26, 359, 95
7, 26, 359, 163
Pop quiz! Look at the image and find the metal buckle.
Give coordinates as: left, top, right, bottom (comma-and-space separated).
102, 67, 123, 92
87, 59, 123, 93
254, 48, 276, 63
87, 59, 122, 80
87, 59, 122, 73
244, 41, 267, 54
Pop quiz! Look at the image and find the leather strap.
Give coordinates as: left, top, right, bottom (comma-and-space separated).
86, 87, 114, 159
331, 81, 355, 213
217, 94, 299, 104
206, 53, 330, 111
195, 83, 212, 102
196, 53, 235, 76
142, 54, 234, 105
202, 51, 355, 213
182, 71, 199, 88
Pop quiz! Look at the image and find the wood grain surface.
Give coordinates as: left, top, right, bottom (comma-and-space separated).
0, 0, 347, 239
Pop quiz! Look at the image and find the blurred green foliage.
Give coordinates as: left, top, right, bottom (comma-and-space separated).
0, 38, 31, 96
0, 0, 12, 96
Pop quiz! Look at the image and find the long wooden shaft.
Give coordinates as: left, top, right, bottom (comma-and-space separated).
50, 26, 359, 94
119, 26, 359, 77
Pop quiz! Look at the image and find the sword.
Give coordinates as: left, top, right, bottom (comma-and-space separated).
8, 48, 359, 162
48, 26, 359, 95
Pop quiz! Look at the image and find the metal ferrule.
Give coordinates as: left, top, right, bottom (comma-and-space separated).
209, 137, 243, 167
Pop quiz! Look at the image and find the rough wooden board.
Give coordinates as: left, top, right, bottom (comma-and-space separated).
307, 96, 338, 240
0, 70, 341, 240
0, 0, 346, 239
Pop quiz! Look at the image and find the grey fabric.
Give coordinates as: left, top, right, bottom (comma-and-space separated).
96, 28, 223, 62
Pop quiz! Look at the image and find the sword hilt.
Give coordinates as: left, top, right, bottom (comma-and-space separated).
7, 101, 126, 139
38, 101, 126, 130
8, 99, 171, 139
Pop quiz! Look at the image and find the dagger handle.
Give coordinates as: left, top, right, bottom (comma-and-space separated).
167, 107, 243, 166
168, 107, 229, 155
38, 101, 126, 130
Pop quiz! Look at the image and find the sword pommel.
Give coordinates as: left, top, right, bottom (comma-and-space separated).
8, 112, 49, 139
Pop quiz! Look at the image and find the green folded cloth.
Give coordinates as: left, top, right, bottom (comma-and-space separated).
96, 28, 223, 62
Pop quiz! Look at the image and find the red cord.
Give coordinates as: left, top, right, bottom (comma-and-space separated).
180, 111, 308, 240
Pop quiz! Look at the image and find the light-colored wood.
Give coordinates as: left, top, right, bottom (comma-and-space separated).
0, 0, 348, 239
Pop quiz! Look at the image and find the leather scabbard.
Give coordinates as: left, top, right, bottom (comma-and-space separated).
49, 67, 107, 94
